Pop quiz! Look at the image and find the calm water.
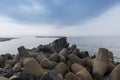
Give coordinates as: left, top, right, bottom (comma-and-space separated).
0, 36, 120, 61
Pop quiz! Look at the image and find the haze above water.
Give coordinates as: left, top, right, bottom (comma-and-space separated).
0, 36, 120, 62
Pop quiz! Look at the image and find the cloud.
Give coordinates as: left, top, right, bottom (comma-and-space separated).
0, 4, 120, 36
0, 0, 119, 26
58, 4, 120, 36
18, 0, 46, 14
0, 16, 57, 37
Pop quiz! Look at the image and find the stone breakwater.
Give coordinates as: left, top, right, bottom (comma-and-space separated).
0, 37, 119, 80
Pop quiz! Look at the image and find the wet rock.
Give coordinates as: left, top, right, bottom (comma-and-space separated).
40, 71, 63, 80
0, 75, 9, 80
53, 62, 68, 76
23, 58, 44, 77
71, 63, 93, 80
110, 64, 120, 80
50, 37, 69, 52
93, 48, 109, 79
40, 58, 57, 69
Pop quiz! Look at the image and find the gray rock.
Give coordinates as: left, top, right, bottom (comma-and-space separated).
93, 48, 109, 79
49, 53, 60, 62
50, 37, 69, 53
40, 71, 62, 80
110, 64, 120, 80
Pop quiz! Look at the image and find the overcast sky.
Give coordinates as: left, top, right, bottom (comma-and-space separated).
0, 0, 120, 37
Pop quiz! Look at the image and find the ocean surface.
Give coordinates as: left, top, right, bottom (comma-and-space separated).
0, 36, 120, 62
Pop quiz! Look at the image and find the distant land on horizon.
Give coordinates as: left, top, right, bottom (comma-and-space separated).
0, 38, 16, 42
36, 36, 66, 38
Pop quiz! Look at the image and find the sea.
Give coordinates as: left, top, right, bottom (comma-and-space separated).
0, 36, 120, 62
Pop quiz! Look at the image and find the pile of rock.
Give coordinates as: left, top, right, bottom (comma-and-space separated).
0, 37, 119, 80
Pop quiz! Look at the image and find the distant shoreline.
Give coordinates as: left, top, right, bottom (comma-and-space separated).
0, 38, 17, 42
36, 36, 66, 38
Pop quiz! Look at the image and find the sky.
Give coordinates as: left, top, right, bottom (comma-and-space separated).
0, 0, 120, 37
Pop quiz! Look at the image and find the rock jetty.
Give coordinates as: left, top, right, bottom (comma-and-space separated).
0, 37, 119, 80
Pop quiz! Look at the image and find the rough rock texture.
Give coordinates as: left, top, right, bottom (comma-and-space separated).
93, 48, 109, 79
53, 62, 68, 76
0, 76, 9, 80
110, 64, 120, 80
40, 71, 62, 80
23, 58, 44, 77
71, 63, 93, 80
50, 37, 69, 52
0, 38, 119, 80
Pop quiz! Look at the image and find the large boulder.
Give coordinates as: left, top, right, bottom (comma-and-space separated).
0, 76, 9, 80
23, 58, 44, 77
69, 54, 86, 66
40, 58, 57, 69
36, 53, 47, 64
93, 48, 109, 79
48, 53, 60, 62
110, 64, 120, 80
71, 63, 93, 80
12, 63, 21, 72
50, 37, 69, 53
65, 72, 75, 80
18, 46, 29, 57
53, 62, 68, 76
58, 48, 68, 56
